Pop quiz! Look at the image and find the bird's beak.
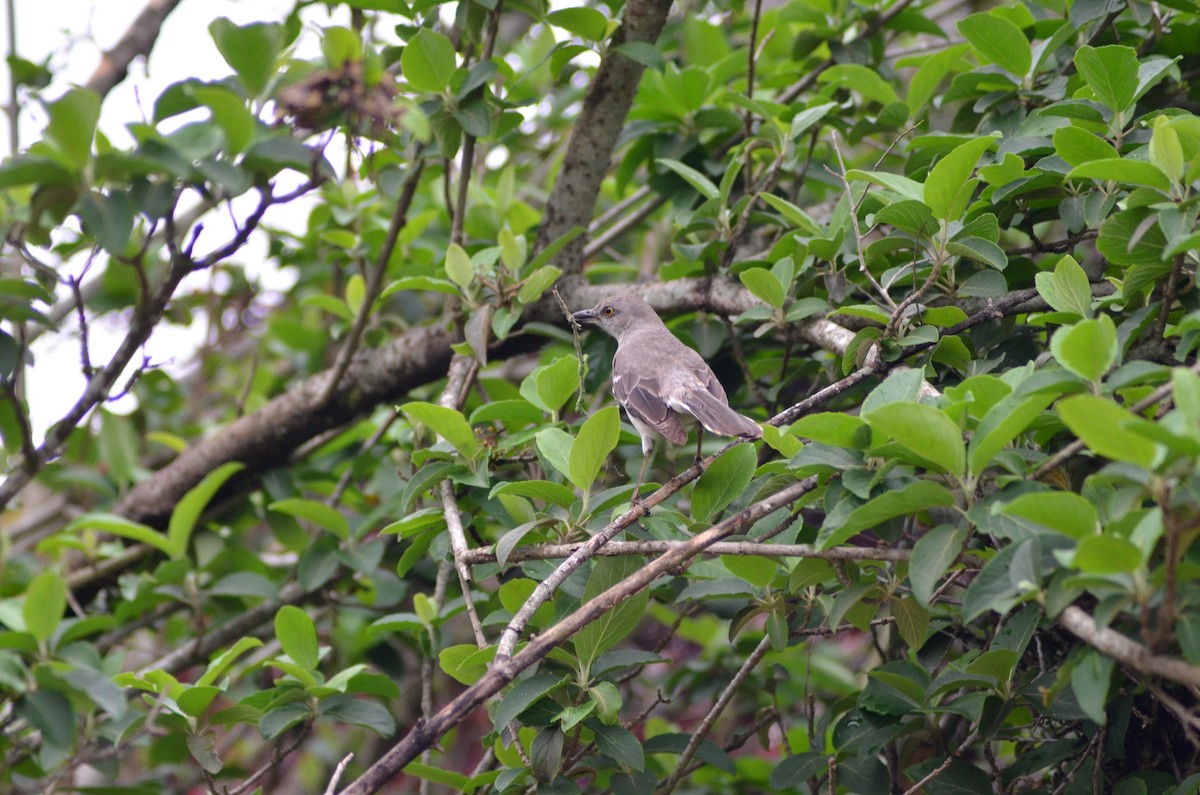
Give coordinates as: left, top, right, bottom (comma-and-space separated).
572, 308, 599, 327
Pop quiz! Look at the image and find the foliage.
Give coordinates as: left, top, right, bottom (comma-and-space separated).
0, 0, 1199, 793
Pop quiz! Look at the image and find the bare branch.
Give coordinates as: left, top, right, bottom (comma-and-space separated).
85, 0, 186, 99
659, 633, 773, 794
534, 0, 674, 272
461, 539, 911, 565
336, 477, 818, 795
1058, 605, 1200, 689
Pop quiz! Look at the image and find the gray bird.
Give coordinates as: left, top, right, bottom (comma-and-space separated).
573, 294, 761, 500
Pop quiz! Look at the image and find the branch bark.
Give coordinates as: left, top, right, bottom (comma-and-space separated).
336, 476, 817, 795
86, 0, 187, 99
1059, 605, 1200, 688
533, 0, 675, 273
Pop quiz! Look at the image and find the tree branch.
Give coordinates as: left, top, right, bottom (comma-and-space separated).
1058, 604, 1200, 688
336, 477, 817, 795
461, 539, 910, 565
534, 0, 674, 272
85, 0, 186, 99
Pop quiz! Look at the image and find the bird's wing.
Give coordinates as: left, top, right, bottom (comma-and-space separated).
612, 354, 688, 445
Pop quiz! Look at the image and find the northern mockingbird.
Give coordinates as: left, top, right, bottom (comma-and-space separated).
573, 294, 761, 499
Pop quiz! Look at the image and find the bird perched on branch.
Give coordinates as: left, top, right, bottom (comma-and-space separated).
573, 294, 762, 501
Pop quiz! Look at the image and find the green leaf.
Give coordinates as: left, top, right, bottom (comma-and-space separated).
721, 554, 778, 589
320, 695, 395, 736
771, 753, 828, 788
546, 7, 608, 41
818, 481, 957, 549
260, 702, 311, 739
192, 86, 256, 154
865, 403, 966, 477
1074, 44, 1139, 114
846, 169, 925, 203
77, 190, 134, 256
1074, 534, 1143, 575
1053, 126, 1118, 166
692, 443, 757, 523
490, 480, 576, 509
945, 236, 1007, 270
403, 762, 471, 790
380, 275, 461, 298
208, 18, 282, 97
957, 12, 1031, 77
518, 265, 562, 304
15, 690, 74, 749
439, 644, 497, 685
738, 267, 784, 309
44, 88, 99, 170
275, 605, 319, 671
1035, 255, 1093, 318
322, 26, 362, 68
495, 672, 563, 729
269, 497, 350, 541
758, 193, 824, 235
818, 64, 899, 105
655, 158, 719, 200
1150, 115, 1186, 185
520, 355, 580, 415
66, 513, 174, 557
924, 134, 999, 221
402, 28, 457, 93
1050, 315, 1117, 383
969, 391, 1057, 475
574, 556, 649, 677
1001, 492, 1098, 539
892, 597, 931, 649
910, 525, 966, 606
535, 427, 574, 480
23, 570, 66, 644
1070, 650, 1113, 724
1067, 159, 1171, 192
402, 401, 479, 460
196, 637, 264, 687
444, 243, 473, 290
1097, 207, 1167, 269
170, 462, 245, 557
592, 723, 645, 771
1057, 395, 1160, 468
569, 406, 620, 492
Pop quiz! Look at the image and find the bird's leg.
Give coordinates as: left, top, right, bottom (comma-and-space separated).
694, 425, 705, 465
631, 435, 654, 511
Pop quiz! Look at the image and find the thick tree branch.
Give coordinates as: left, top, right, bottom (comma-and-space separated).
115, 322, 456, 526
86, 0, 187, 99
1059, 605, 1200, 688
534, 0, 674, 272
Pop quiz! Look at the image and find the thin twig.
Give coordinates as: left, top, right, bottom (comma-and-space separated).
324, 753, 355, 795
900, 730, 979, 795
227, 722, 312, 795
659, 633, 773, 794
337, 477, 817, 795
829, 131, 895, 310
318, 162, 424, 407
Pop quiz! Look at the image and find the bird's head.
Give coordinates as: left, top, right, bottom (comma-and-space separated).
572, 294, 660, 339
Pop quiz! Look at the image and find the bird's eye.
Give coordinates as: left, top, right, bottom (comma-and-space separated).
602, 306, 615, 316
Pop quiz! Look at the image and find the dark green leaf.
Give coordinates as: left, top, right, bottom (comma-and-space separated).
692, 443, 757, 522
275, 605, 319, 670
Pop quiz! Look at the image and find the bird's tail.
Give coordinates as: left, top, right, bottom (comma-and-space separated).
686, 390, 762, 439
